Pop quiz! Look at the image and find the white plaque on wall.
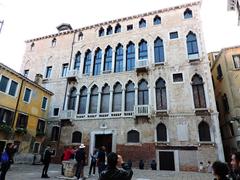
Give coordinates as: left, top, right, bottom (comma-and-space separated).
177, 122, 189, 141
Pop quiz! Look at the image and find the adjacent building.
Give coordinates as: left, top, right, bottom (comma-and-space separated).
209, 45, 240, 159
21, 1, 224, 171
0, 63, 53, 155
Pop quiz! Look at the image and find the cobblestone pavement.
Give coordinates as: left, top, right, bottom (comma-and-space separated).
6, 164, 214, 180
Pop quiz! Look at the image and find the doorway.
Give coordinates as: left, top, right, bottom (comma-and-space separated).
95, 134, 112, 154
159, 151, 175, 171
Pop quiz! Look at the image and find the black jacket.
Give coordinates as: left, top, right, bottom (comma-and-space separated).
43, 149, 54, 164
99, 163, 133, 180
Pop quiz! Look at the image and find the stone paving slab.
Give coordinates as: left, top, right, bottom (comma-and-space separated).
6, 164, 214, 180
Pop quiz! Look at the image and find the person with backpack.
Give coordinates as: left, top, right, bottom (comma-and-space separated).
88, 149, 98, 177
0, 143, 12, 180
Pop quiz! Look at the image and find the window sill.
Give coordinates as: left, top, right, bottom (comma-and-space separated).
198, 142, 215, 146
154, 62, 165, 66
155, 141, 170, 145
125, 143, 142, 146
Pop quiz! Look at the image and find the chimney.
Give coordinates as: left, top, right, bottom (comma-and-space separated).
34, 74, 43, 85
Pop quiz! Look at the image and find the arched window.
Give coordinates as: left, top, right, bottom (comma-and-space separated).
83, 50, 92, 75
101, 84, 110, 113
125, 81, 135, 111
156, 123, 167, 141
126, 42, 135, 71
222, 93, 230, 113
74, 51, 81, 70
78, 32, 83, 41
156, 78, 167, 110
153, 15, 161, 25
139, 18, 146, 28
68, 87, 77, 110
113, 83, 122, 112
115, 24, 121, 33
186, 32, 199, 55
104, 46, 112, 72
89, 85, 98, 113
52, 38, 56, 47
99, 27, 104, 37
51, 126, 59, 141
139, 39, 148, 60
115, 44, 123, 72
198, 121, 211, 141
72, 131, 82, 143
93, 48, 102, 76
30, 42, 35, 51
154, 37, 164, 63
78, 87, 87, 114
138, 80, 148, 105
106, 25, 113, 35
184, 8, 193, 19
127, 130, 140, 143
192, 74, 206, 108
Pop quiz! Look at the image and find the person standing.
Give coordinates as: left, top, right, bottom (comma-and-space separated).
41, 145, 54, 178
230, 152, 240, 180
75, 144, 86, 180
61, 145, 74, 175
88, 149, 98, 177
212, 161, 229, 180
207, 161, 212, 173
0, 143, 12, 180
97, 146, 107, 175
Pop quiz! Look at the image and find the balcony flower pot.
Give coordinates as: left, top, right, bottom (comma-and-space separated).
15, 127, 27, 135
0, 123, 12, 134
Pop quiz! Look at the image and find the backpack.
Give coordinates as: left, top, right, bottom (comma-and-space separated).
1, 151, 9, 163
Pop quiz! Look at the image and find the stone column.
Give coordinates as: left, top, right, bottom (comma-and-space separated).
112, 50, 116, 73
64, 94, 69, 110
100, 50, 104, 74
97, 91, 102, 116
153, 86, 157, 111
90, 53, 94, 76
109, 89, 113, 114
85, 92, 91, 116
135, 44, 139, 67
75, 93, 80, 112
121, 88, 125, 115
135, 87, 138, 106
122, 46, 126, 72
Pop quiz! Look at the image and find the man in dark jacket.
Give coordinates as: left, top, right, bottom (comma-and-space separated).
75, 144, 86, 179
99, 152, 133, 180
41, 145, 55, 178
230, 152, 240, 180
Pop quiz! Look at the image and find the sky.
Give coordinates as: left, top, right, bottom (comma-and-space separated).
0, 0, 239, 72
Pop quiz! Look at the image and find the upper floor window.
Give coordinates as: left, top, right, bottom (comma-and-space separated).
83, 50, 92, 75
89, 85, 98, 114
23, 87, 32, 103
53, 108, 59, 116
23, 69, 29, 77
45, 66, 52, 79
170, 31, 178, 39
139, 18, 146, 28
78, 32, 83, 41
127, 24, 133, 31
51, 38, 56, 47
9, 80, 18, 96
106, 25, 113, 35
186, 32, 199, 56
127, 130, 140, 143
138, 79, 148, 105
61, 63, 69, 77
104, 46, 112, 72
222, 93, 230, 113
139, 39, 148, 60
233, 55, 240, 69
51, 126, 60, 141
184, 8, 193, 19
0, 108, 14, 126
113, 83, 122, 112
74, 52, 81, 70
115, 44, 123, 72
68, 87, 77, 110
125, 81, 135, 111
217, 64, 223, 80
191, 74, 206, 108
156, 78, 167, 110
99, 27, 104, 37
30, 42, 35, 51
173, 73, 183, 82
41, 97, 48, 110
153, 15, 161, 25
198, 121, 211, 141
93, 48, 102, 76
100, 84, 110, 113
126, 42, 135, 71
16, 113, 28, 129
0, 75, 9, 93
37, 119, 45, 133
78, 87, 87, 114
72, 131, 82, 143
156, 123, 167, 141
154, 37, 164, 63
115, 24, 121, 33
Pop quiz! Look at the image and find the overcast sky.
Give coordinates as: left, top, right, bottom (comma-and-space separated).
0, 0, 239, 71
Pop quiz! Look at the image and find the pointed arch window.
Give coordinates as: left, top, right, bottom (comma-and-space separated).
72, 131, 82, 143
192, 74, 206, 108
126, 42, 135, 71
51, 38, 56, 47
68, 87, 77, 110
115, 44, 123, 72
156, 123, 167, 141
74, 51, 81, 70
153, 15, 161, 25
115, 24, 121, 33
106, 26, 113, 35
186, 32, 199, 56
127, 130, 140, 143
138, 80, 148, 105
139, 18, 146, 28
113, 83, 122, 112
89, 85, 98, 113
125, 82, 135, 111
83, 50, 92, 75
93, 48, 102, 76
104, 46, 112, 72
100, 84, 110, 113
30, 42, 35, 51
198, 121, 211, 141
99, 27, 104, 37
156, 78, 167, 110
154, 38, 164, 63
139, 40, 148, 60
78, 32, 83, 41
184, 8, 193, 19
51, 126, 60, 141
78, 87, 87, 114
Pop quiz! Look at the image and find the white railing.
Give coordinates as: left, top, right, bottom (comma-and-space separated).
136, 59, 149, 68
99, 113, 109, 117
67, 70, 81, 78
124, 111, 134, 116
111, 112, 122, 117
134, 105, 151, 117
60, 110, 76, 120
188, 53, 200, 61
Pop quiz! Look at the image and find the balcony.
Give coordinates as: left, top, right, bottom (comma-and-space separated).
67, 70, 80, 81
134, 105, 151, 117
188, 53, 200, 62
60, 110, 76, 121
135, 59, 149, 73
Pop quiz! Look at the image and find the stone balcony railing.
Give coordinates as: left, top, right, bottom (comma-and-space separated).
60, 110, 76, 120
135, 59, 149, 69
134, 105, 151, 117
